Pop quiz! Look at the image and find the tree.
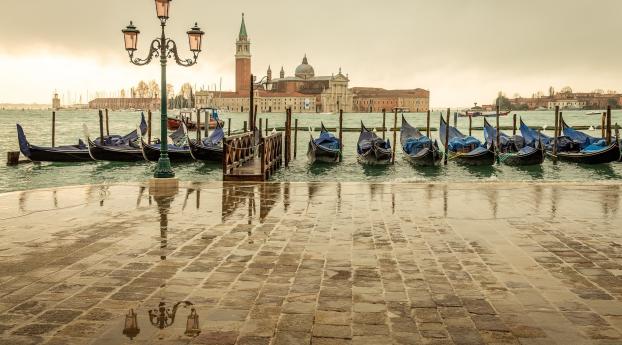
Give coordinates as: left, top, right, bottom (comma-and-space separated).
548, 86, 555, 97
136, 80, 148, 98
167, 84, 174, 97
494, 92, 512, 110
593, 89, 604, 94
535, 91, 544, 98
148, 80, 159, 98
120, 89, 126, 98
560, 86, 572, 94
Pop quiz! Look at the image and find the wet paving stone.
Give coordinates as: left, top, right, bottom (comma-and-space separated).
0, 182, 621, 344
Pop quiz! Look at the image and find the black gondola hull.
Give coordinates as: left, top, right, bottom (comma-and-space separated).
501, 147, 545, 166
403, 147, 442, 166
23, 147, 92, 162
450, 149, 496, 166
88, 139, 145, 162
189, 139, 223, 162
357, 146, 392, 165
551, 142, 620, 164
141, 140, 194, 162
307, 140, 340, 164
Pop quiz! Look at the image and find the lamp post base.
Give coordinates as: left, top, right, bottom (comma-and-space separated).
154, 157, 175, 178
149, 177, 179, 195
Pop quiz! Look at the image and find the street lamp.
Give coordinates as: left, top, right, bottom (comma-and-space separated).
122, 0, 205, 178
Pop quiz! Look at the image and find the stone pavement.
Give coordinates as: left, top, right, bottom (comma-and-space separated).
0, 182, 621, 345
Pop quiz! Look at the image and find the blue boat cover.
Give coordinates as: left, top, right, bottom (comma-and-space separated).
448, 136, 482, 151
581, 139, 608, 153
201, 125, 224, 147
403, 136, 432, 154
519, 121, 551, 147
563, 125, 600, 149
314, 131, 340, 150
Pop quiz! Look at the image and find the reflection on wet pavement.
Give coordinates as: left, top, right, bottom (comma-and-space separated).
0, 182, 621, 344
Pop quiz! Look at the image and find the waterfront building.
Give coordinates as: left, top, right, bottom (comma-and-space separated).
52, 92, 61, 110
510, 91, 622, 110
351, 87, 430, 112
547, 99, 586, 110
88, 98, 159, 111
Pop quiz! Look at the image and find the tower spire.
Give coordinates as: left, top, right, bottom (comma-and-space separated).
239, 13, 248, 40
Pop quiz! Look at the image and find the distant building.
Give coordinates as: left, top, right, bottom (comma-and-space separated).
510, 91, 622, 110
351, 88, 430, 112
547, 99, 586, 110
88, 98, 159, 111
52, 92, 61, 110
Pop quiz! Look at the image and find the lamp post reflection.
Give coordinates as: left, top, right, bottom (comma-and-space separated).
153, 192, 175, 261
122, 302, 200, 339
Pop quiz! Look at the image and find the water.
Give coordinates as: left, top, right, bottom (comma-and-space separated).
1, 108, 621, 193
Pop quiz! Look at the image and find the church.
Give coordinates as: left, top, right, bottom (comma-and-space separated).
195, 14, 351, 113
195, 14, 429, 113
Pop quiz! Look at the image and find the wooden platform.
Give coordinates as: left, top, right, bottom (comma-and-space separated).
223, 159, 264, 182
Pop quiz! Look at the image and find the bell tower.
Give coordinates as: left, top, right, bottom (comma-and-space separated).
235, 13, 251, 94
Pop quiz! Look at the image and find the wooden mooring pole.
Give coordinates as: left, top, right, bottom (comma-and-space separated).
453, 111, 458, 128
249, 74, 254, 130
382, 108, 386, 139
196, 110, 201, 140
468, 114, 472, 136
227, 118, 231, 136
444, 109, 450, 165
392, 108, 397, 164
496, 105, 500, 164
243, 121, 247, 133
293, 118, 298, 159
601, 112, 606, 138
512, 113, 517, 136
147, 110, 152, 144
606, 105, 612, 144
51, 111, 56, 147
552, 106, 559, 162
6, 152, 20, 166
204, 109, 209, 137
98, 109, 105, 145
339, 109, 343, 162
265, 118, 269, 136
426, 110, 431, 137
105, 109, 110, 136
259, 117, 263, 138
254, 104, 258, 132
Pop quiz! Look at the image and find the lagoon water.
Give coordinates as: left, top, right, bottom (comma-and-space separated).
1, 108, 621, 193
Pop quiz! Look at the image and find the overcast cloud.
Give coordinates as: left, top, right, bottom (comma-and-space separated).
1, 0, 621, 106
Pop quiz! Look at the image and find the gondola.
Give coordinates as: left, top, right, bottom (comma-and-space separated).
400, 116, 441, 166
16, 124, 92, 162
439, 116, 495, 166
555, 115, 621, 164
357, 122, 392, 165
86, 113, 149, 162
307, 122, 341, 164
483, 118, 544, 166
519, 119, 579, 152
189, 121, 224, 162
141, 123, 194, 162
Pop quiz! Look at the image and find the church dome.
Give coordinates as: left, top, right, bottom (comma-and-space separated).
295, 55, 315, 79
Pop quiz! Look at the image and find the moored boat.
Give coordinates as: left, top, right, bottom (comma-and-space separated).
554, 115, 621, 164
439, 116, 495, 166
141, 123, 194, 162
357, 122, 392, 165
307, 122, 341, 164
400, 116, 441, 166
483, 118, 544, 166
86, 113, 149, 162
16, 124, 92, 162
189, 122, 225, 162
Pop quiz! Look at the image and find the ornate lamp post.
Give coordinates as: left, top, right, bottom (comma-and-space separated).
122, 0, 205, 178
122, 302, 200, 339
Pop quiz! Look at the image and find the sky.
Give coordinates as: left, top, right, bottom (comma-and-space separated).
1, 0, 622, 107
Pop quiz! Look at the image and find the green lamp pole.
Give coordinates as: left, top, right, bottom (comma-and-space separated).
122, 0, 204, 178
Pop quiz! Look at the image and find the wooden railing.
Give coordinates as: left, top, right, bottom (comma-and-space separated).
261, 132, 283, 180
223, 131, 256, 175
